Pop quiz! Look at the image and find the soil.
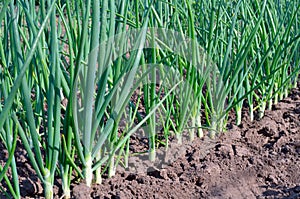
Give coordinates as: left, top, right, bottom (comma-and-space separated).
1, 86, 300, 199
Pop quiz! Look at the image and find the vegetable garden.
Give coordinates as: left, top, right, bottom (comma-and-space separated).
0, 0, 299, 198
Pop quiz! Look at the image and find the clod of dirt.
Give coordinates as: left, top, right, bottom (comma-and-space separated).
72, 183, 92, 199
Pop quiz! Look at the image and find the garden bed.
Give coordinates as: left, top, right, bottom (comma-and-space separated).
1, 85, 299, 199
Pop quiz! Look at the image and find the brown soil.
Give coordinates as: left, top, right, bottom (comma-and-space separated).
1, 86, 300, 199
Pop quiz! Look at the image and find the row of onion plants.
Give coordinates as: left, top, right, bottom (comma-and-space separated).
0, 0, 299, 198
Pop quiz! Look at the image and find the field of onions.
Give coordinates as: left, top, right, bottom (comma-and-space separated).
0, 0, 299, 198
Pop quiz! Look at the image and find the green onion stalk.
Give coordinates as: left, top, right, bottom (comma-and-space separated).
57, 1, 78, 197
206, 0, 267, 138
0, 1, 58, 198
0, 115, 18, 198
187, 0, 204, 140
0, 5, 20, 195
70, 0, 150, 185
0, 85, 20, 198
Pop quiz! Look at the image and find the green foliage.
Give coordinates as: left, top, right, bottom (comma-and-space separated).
0, 0, 299, 198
